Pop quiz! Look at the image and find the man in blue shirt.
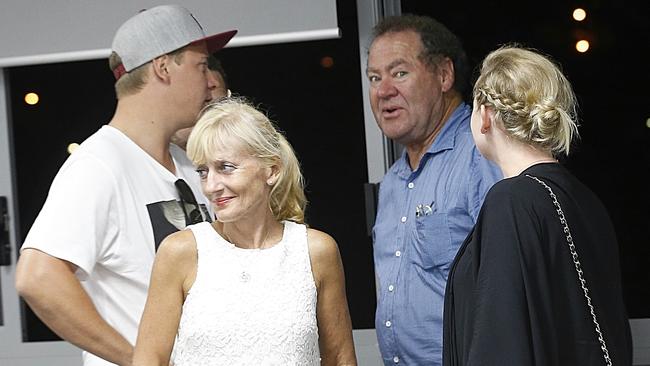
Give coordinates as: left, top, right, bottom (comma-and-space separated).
366, 15, 501, 365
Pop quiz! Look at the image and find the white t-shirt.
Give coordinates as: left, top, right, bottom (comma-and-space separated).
22, 125, 212, 366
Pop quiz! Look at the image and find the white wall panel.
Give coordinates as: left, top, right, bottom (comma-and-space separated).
0, 0, 339, 67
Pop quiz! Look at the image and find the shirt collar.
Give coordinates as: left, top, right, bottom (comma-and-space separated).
426, 102, 471, 155
394, 102, 471, 176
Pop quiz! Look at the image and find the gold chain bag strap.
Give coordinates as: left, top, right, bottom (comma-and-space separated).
525, 174, 612, 366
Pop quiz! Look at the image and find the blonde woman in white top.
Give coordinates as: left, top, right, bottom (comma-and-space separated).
133, 98, 357, 366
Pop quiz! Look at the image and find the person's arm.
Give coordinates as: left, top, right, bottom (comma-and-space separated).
307, 229, 357, 366
133, 230, 197, 366
461, 186, 542, 365
15, 249, 134, 366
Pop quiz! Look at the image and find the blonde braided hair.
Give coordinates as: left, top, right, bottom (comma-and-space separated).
474, 46, 579, 156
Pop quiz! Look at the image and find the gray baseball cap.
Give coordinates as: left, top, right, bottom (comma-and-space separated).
111, 4, 237, 79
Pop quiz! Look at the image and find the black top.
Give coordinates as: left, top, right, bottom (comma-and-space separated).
443, 163, 632, 366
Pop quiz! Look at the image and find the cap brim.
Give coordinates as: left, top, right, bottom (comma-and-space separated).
192, 29, 237, 54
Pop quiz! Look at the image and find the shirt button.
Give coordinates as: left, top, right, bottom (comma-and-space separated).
385, 320, 392, 327
407, 182, 414, 189
400, 216, 407, 223
388, 284, 394, 292
395, 250, 401, 257
393, 356, 400, 363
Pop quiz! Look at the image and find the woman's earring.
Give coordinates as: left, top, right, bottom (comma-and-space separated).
267, 179, 275, 186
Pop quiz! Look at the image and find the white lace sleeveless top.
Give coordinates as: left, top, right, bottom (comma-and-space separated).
171, 221, 320, 366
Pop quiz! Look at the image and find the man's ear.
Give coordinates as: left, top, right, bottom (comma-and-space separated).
479, 104, 493, 134
151, 55, 171, 82
439, 57, 455, 93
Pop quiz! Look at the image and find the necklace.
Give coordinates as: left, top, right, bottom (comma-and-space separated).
222, 226, 273, 283
529, 158, 557, 165
509, 157, 558, 178
239, 259, 253, 283
524, 157, 557, 171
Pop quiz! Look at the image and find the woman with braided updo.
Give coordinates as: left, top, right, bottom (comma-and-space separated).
442, 46, 632, 366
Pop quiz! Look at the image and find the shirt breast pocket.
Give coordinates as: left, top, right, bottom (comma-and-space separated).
414, 213, 454, 269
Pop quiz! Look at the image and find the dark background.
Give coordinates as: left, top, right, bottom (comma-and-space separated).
399, 0, 650, 319
6, 0, 648, 341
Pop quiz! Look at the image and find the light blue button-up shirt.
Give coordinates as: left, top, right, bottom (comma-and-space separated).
373, 103, 502, 365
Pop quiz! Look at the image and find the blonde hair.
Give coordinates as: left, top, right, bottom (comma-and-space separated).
186, 98, 307, 223
473, 45, 579, 156
109, 47, 186, 99
109, 52, 149, 98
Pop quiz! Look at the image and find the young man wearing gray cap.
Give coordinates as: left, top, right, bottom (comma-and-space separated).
15, 5, 236, 366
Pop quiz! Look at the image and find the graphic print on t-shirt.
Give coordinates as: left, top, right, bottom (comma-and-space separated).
147, 200, 212, 250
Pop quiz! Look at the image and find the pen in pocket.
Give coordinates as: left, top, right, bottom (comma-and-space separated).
415, 201, 434, 217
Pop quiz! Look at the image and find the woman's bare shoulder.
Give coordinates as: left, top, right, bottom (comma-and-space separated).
306, 228, 338, 256
156, 229, 198, 264
306, 227, 342, 278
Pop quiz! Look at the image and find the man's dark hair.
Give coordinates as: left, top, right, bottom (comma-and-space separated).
208, 54, 228, 88
371, 14, 469, 96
